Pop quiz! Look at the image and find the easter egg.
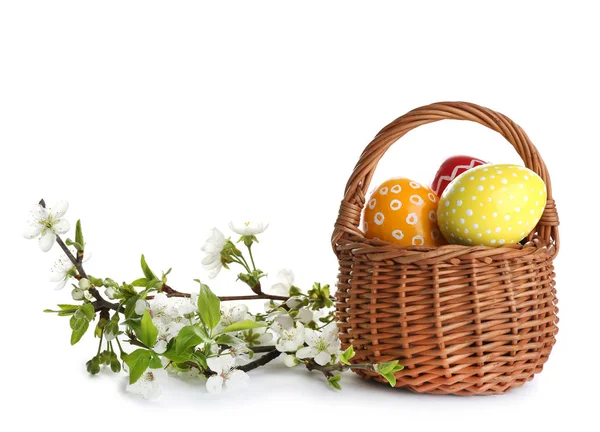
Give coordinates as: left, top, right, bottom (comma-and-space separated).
437, 164, 547, 246
431, 155, 487, 196
363, 178, 446, 247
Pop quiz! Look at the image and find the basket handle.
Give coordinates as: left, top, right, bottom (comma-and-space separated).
332, 101, 560, 253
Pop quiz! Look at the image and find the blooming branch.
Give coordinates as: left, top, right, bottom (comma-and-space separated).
27, 199, 403, 399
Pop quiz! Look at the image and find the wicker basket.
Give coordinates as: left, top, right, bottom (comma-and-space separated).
332, 101, 559, 395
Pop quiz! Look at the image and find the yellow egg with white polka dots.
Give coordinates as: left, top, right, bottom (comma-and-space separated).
437, 164, 547, 246
363, 178, 446, 247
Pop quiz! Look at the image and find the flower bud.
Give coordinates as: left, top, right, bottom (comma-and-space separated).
72, 288, 84, 301
86, 357, 100, 375
134, 299, 147, 315
283, 354, 299, 368
79, 278, 91, 290
104, 286, 117, 299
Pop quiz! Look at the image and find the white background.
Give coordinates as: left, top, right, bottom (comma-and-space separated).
1, 1, 598, 430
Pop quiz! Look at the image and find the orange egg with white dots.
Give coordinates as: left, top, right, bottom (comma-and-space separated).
363, 178, 446, 247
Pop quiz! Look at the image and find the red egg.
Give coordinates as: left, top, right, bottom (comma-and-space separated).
431, 155, 487, 196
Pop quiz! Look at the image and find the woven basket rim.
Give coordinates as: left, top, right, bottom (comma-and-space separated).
332, 101, 560, 257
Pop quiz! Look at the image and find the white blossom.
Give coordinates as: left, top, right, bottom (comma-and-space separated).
216, 304, 248, 333
271, 313, 294, 332
296, 307, 314, 324
241, 324, 273, 347
148, 293, 178, 324
126, 367, 168, 400
177, 297, 197, 315
285, 296, 303, 309
153, 321, 184, 354
296, 323, 341, 366
49, 247, 91, 290
274, 321, 305, 353
206, 355, 249, 394
270, 269, 295, 296
201, 228, 227, 279
228, 221, 268, 236
147, 293, 187, 353
23, 201, 70, 252
49, 255, 73, 291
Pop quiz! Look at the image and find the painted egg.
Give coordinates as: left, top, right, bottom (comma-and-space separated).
363, 178, 446, 247
437, 164, 547, 246
431, 155, 487, 196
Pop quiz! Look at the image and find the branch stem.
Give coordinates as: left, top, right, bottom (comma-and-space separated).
238, 349, 281, 372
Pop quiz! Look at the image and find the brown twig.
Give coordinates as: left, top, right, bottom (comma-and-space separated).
157, 283, 289, 302
305, 360, 377, 377
238, 348, 281, 372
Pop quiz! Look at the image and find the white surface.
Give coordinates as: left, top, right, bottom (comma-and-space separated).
1, 1, 598, 430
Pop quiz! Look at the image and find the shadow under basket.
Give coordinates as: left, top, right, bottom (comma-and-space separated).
332, 101, 559, 395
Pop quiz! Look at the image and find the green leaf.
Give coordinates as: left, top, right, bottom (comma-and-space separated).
68, 304, 95, 345
218, 319, 265, 335
88, 276, 104, 287
80, 303, 95, 321
75, 220, 84, 248
123, 318, 142, 337
340, 345, 355, 366
44, 304, 80, 316
197, 284, 221, 330
380, 372, 396, 387
124, 295, 140, 319
216, 334, 244, 347
131, 278, 148, 287
135, 310, 158, 348
376, 360, 403, 387
149, 352, 162, 369
147, 279, 163, 290
65, 238, 83, 251
176, 325, 209, 354
124, 349, 152, 384
327, 374, 342, 390
191, 351, 208, 369
162, 340, 192, 363
69, 315, 89, 345
376, 361, 398, 375
140, 254, 157, 281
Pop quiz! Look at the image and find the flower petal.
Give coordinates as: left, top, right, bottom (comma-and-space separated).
53, 219, 70, 234
296, 346, 318, 359
206, 375, 224, 394
225, 370, 249, 390
49, 269, 67, 282
23, 224, 43, 239
314, 350, 332, 366
270, 282, 289, 296
154, 340, 167, 354
53, 279, 67, 290
50, 201, 69, 219
202, 253, 219, 266
39, 231, 56, 252
303, 329, 319, 347
207, 356, 225, 374
207, 265, 222, 279
278, 269, 294, 285
29, 203, 47, 221
135, 299, 147, 315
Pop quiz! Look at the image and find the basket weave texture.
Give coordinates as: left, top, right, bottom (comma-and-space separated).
332, 102, 559, 395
